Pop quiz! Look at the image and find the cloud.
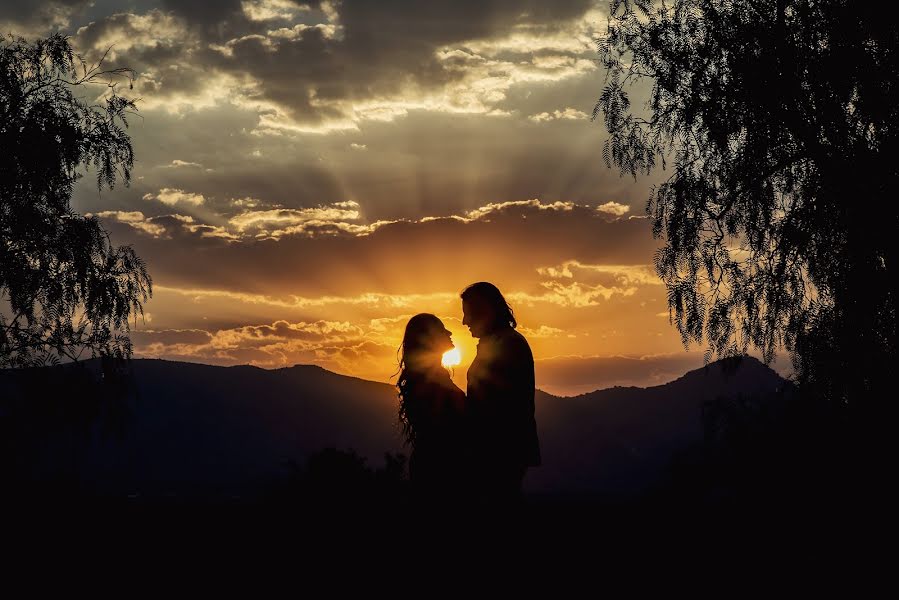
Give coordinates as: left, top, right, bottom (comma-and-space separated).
154, 286, 458, 310
88, 211, 167, 237
226, 200, 371, 238
528, 107, 589, 122
89, 211, 239, 241
130, 315, 398, 374
512, 280, 639, 308
459, 7, 603, 57
102, 196, 629, 245
71, 10, 255, 114
367, 314, 414, 333
0, 1, 91, 37
463, 198, 576, 220
536, 261, 662, 286
230, 197, 263, 208
65, 1, 599, 131
519, 325, 567, 338
63, 1, 659, 226
240, 0, 312, 22
506, 259, 666, 306
210, 319, 363, 347
163, 159, 204, 169
596, 201, 630, 216
33, 0, 698, 390
130, 328, 215, 346
97, 197, 656, 297
143, 188, 206, 207
74, 9, 186, 57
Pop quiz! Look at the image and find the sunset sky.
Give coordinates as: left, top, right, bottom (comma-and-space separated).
2, 1, 787, 395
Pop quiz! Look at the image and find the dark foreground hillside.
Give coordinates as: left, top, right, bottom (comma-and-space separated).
0, 355, 810, 511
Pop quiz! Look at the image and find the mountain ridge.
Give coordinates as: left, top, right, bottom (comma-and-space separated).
1, 354, 789, 500
39, 352, 784, 399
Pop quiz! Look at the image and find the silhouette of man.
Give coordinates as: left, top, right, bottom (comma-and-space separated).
461, 282, 541, 504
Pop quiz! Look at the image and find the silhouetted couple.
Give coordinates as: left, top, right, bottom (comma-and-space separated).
396, 282, 541, 507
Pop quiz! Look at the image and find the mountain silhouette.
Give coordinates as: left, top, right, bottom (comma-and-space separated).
0, 356, 789, 502
532, 356, 790, 498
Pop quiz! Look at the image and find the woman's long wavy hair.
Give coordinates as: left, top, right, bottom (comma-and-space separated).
395, 313, 448, 447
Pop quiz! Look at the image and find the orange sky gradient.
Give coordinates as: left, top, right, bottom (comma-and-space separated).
2, 0, 791, 395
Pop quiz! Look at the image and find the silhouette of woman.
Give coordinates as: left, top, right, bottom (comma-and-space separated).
396, 314, 467, 502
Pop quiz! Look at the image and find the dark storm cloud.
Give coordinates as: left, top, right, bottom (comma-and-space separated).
1, 0, 90, 35
69, 0, 597, 127
327, 0, 594, 82
219, 0, 596, 124
61, 1, 623, 224
0, 0, 85, 22
158, 0, 244, 25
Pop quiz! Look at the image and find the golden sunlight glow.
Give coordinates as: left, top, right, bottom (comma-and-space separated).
442, 347, 462, 368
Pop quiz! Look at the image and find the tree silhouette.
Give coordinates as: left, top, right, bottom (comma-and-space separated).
1, 34, 151, 368
595, 1, 897, 407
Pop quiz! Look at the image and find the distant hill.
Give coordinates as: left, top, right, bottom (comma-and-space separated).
532, 355, 790, 497
0, 356, 789, 501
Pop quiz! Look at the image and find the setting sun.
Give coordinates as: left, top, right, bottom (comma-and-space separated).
442, 347, 461, 368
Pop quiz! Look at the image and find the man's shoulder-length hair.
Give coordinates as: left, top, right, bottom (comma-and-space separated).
461, 281, 517, 329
